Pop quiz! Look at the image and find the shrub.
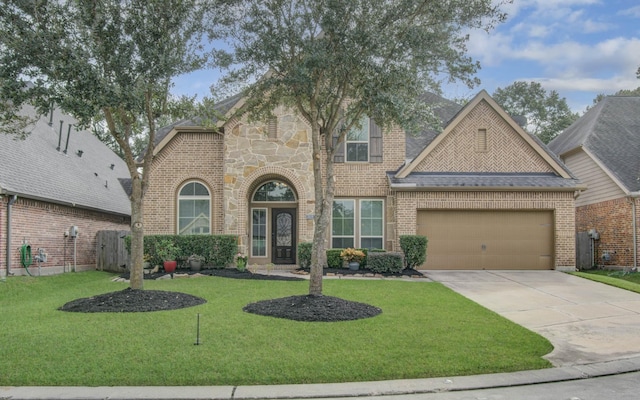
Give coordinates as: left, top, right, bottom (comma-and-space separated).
297, 242, 312, 269
399, 235, 428, 269
125, 234, 238, 268
366, 252, 404, 273
327, 249, 345, 268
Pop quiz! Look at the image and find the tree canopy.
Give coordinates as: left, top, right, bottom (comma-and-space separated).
0, 0, 222, 289
219, 0, 508, 295
492, 81, 578, 144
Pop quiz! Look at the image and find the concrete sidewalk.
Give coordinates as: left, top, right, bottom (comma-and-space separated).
3, 356, 640, 400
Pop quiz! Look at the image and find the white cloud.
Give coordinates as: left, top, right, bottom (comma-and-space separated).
619, 5, 640, 17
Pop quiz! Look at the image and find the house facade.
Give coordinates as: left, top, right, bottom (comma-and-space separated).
144, 90, 583, 270
549, 96, 640, 269
0, 105, 131, 277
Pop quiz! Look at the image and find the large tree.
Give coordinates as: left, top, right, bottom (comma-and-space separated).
220, 0, 507, 296
0, 0, 221, 289
492, 81, 578, 144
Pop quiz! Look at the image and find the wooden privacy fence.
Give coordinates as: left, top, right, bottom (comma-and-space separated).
576, 231, 593, 270
97, 230, 130, 272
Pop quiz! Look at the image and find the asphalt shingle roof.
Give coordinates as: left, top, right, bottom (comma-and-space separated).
388, 172, 581, 189
0, 105, 131, 216
548, 96, 640, 192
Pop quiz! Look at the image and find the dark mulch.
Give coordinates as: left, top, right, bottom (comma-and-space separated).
119, 268, 304, 281
320, 268, 425, 278
243, 295, 382, 322
59, 267, 415, 318
58, 288, 206, 313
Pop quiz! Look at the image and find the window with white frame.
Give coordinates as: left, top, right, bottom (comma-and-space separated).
251, 208, 267, 257
332, 200, 355, 248
331, 199, 384, 249
360, 200, 384, 249
345, 116, 369, 162
178, 181, 210, 235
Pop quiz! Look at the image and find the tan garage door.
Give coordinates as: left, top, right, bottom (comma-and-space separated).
416, 210, 554, 270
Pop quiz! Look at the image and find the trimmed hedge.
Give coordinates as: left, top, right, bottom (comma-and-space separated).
400, 235, 428, 269
366, 252, 404, 273
125, 234, 238, 268
297, 245, 386, 269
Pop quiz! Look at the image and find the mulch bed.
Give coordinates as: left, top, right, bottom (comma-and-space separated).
58, 267, 422, 320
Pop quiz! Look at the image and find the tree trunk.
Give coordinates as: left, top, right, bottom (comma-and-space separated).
129, 176, 145, 290
308, 122, 338, 296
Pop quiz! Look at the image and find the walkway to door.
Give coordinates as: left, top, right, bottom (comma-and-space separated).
425, 270, 640, 366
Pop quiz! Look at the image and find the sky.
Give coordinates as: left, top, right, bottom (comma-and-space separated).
171, 0, 640, 114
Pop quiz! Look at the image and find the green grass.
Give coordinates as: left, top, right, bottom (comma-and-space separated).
0, 271, 552, 386
572, 270, 640, 294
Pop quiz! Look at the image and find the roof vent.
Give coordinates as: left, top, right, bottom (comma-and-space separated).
110, 164, 115, 170
77, 150, 83, 157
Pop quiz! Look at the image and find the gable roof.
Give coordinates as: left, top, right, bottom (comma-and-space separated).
405, 92, 463, 160
150, 93, 241, 158
548, 96, 640, 193
0, 105, 131, 216
391, 90, 582, 191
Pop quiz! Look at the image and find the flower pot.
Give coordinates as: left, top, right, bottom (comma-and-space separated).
189, 260, 202, 272
163, 260, 177, 274
348, 261, 360, 271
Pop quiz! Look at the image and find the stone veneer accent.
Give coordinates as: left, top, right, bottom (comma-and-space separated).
223, 110, 315, 254
395, 191, 577, 269
576, 197, 640, 267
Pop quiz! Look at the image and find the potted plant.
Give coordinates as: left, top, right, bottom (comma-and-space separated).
340, 248, 365, 271
187, 254, 205, 272
235, 252, 248, 271
156, 239, 180, 275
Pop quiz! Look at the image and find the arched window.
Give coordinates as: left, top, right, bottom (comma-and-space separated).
252, 181, 296, 202
178, 181, 210, 235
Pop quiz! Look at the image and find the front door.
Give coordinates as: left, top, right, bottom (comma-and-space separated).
272, 208, 296, 264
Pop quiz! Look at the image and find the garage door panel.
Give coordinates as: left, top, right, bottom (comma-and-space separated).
417, 210, 554, 270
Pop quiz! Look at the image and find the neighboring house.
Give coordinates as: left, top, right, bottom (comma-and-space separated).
144, 90, 583, 270
548, 96, 640, 269
0, 105, 131, 277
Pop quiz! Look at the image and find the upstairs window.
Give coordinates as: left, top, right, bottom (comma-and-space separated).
178, 181, 210, 235
346, 116, 369, 162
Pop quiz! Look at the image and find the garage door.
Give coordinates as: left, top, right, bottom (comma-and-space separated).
416, 210, 554, 270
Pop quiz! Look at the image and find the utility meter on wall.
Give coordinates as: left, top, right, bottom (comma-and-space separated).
70, 226, 79, 237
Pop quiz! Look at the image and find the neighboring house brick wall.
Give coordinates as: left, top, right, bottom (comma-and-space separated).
414, 100, 556, 174
144, 131, 225, 235
395, 191, 576, 268
576, 197, 637, 267
1, 196, 129, 275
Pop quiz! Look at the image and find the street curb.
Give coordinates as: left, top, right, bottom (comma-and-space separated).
3, 356, 640, 400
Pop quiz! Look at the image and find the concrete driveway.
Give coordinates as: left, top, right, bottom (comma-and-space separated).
425, 270, 640, 367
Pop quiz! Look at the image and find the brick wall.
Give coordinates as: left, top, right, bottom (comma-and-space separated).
0, 196, 130, 276
414, 100, 556, 174
576, 197, 638, 267
395, 190, 577, 269
144, 131, 225, 235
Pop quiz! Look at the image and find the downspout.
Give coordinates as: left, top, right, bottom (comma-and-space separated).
631, 192, 640, 270
6, 194, 18, 277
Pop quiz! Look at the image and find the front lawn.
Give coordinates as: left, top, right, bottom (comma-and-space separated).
0, 271, 552, 386
572, 270, 640, 294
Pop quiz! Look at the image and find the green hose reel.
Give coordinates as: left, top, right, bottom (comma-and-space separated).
20, 244, 33, 276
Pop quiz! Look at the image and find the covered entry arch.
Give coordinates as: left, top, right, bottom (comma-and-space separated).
247, 177, 299, 265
